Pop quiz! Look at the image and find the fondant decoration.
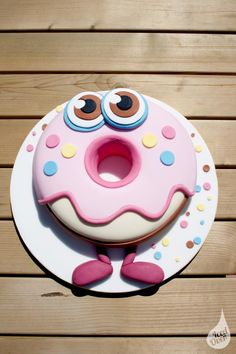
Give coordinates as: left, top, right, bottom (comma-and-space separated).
191, 133, 195, 138
200, 220, 205, 225
162, 237, 170, 247
160, 151, 175, 166
180, 220, 188, 228
195, 145, 202, 153
26, 144, 34, 152
203, 182, 211, 191
32, 131, 36, 136
33, 91, 196, 226
207, 195, 212, 201
154, 251, 162, 260
203, 164, 210, 172
72, 253, 113, 286
142, 133, 157, 148
175, 257, 180, 262
101, 88, 148, 129
64, 92, 104, 132
46, 134, 60, 148
56, 105, 64, 113
61, 143, 77, 158
42, 124, 48, 131
186, 211, 190, 216
161, 126, 176, 139
193, 236, 202, 245
186, 240, 194, 248
195, 185, 201, 193
43, 161, 58, 176
197, 203, 205, 211
120, 252, 165, 284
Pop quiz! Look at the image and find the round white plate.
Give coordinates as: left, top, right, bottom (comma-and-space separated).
10, 95, 218, 293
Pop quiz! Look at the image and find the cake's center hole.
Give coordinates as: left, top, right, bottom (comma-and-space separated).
97, 140, 132, 182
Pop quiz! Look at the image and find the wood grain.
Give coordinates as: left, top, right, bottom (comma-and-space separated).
1, 119, 236, 166
0, 33, 236, 72
1, 168, 235, 219
0, 277, 235, 335
0, 0, 236, 31
1, 74, 236, 118
0, 220, 235, 275
0, 336, 235, 354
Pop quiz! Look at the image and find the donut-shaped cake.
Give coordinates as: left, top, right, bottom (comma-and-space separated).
33, 89, 197, 246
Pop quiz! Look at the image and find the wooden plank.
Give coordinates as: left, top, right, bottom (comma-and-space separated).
0, 0, 236, 31
1, 168, 236, 219
1, 74, 236, 118
0, 277, 235, 334
1, 119, 236, 166
0, 336, 235, 354
0, 33, 236, 73
0, 220, 236, 275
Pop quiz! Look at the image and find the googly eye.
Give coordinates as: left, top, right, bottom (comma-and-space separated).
64, 92, 104, 132
101, 88, 148, 129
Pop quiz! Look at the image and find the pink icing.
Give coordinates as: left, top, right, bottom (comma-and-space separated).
33, 98, 197, 224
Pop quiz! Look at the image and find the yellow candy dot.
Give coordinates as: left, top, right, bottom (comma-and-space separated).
175, 257, 180, 262
61, 144, 77, 158
142, 133, 157, 148
56, 104, 64, 113
207, 195, 212, 201
162, 237, 170, 247
195, 145, 202, 153
197, 203, 205, 212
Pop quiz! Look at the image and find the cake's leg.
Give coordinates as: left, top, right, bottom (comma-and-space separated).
72, 248, 113, 286
121, 248, 164, 284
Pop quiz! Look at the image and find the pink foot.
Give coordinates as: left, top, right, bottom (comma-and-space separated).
121, 252, 164, 284
72, 254, 113, 286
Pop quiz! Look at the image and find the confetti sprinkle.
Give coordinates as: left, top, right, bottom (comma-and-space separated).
193, 237, 202, 245
203, 182, 211, 191
46, 134, 60, 148
195, 185, 201, 193
161, 126, 176, 139
186, 211, 190, 217
26, 144, 34, 152
197, 203, 205, 212
175, 257, 180, 262
207, 195, 212, 201
203, 164, 210, 172
162, 238, 170, 247
180, 220, 188, 229
42, 124, 48, 131
200, 220, 205, 225
61, 143, 77, 158
160, 151, 175, 166
56, 104, 64, 112
186, 240, 194, 249
195, 145, 202, 153
142, 133, 157, 148
43, 161, 58, 176
154, 251, 162, 260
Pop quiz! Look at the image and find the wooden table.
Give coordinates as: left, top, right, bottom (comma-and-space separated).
0, 1, 236, 353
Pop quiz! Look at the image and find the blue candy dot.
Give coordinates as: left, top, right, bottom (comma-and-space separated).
160, 151, 175, 166
154, 251, 162, 260
200, 220, 205, 225
195, 185, 201, 193
43, 161, 58, 176
193, 236, 202, 245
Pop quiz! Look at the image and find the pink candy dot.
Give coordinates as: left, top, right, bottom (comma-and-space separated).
46, 134, 60, 148
26, 144, 34, 152
180, 220, 188, 228
203, 182, 211, 191
162, 126, 176, 139
32, 131, 37, 136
